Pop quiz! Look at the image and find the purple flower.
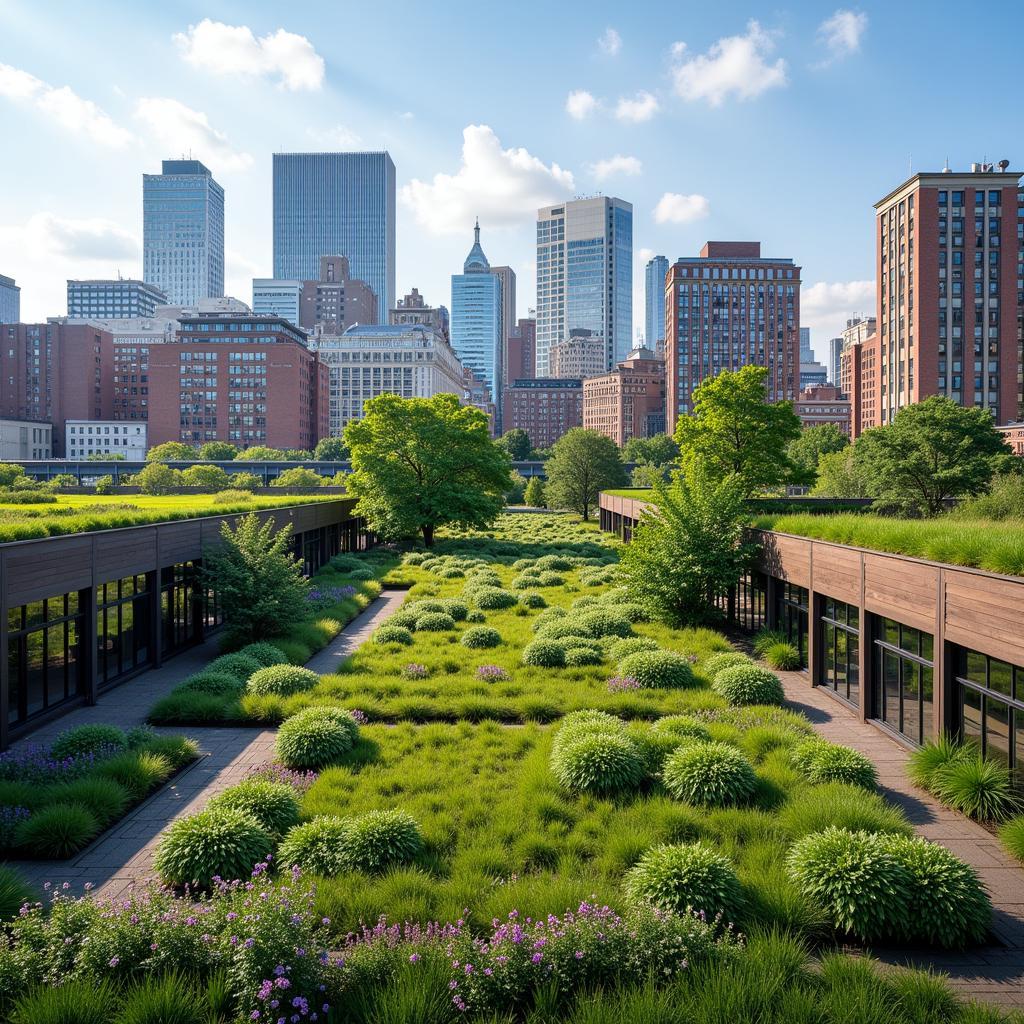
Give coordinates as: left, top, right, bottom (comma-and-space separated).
606, 675, 642, 692
402, 663, 429, 680
476, 664, 509, 682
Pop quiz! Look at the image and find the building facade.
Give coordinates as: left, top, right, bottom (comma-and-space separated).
829, 336, 845, 389
389, 288, 449, 339
536, 196, 633, 375
795, 383, 851, 435
66, 420, 147, 460
143, 160, 225, 305
841, 330, 881, 438
463, 364, 497, 434
582, 347, 665, 446
799, 326, 829, 389
506, 317, 536, 383
996, 422, 1024, 456
252, 280, 302, 324
490, 266, 516, 400
0, 275, 21, 323
67, 279, 168, 320
665, 241, 801, 433
502, 377, 582, 449
549, 330, 607, 379
0, 419, 51, 460
644, 255, 669, 349
272, 152, 396, 315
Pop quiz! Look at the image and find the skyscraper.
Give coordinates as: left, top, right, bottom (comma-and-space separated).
829, 335, 845, 388
798, 326, 828, 388
0, 275, 20, 323
535, 196, 632, 376
142, 160, 224, 305
272, 152, 396, 315
644, 255, 669, 349
67, 279, 167, 319
489, 264, 516, 404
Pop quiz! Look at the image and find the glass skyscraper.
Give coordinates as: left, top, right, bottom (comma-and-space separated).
644, 255, 669, 348
272, 152, 396, 317
142, 160, 224, 306
0, 275, 20, 323
535, 196, 632, 375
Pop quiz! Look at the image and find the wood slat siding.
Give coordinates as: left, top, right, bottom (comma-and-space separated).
5, 538, 94, 604
757, 532, 812, 589
808, 542, 861, 603
94, 529, 158, 582
944, 575, 1024, 667
862, 554, 939, 633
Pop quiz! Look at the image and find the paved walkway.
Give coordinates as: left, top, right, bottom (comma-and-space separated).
777, 667, 1024, 1008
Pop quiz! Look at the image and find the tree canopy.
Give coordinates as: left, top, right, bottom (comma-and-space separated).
344, 393, 512, 546
674, 366, 801, 494
544, 428, 627, 520
235, 446, 287, 462
497, 428, 533, 461
198, 441, 238, 461
146, 442, 196, 462
271, 467, 326, 493
623, 434, 678, 467
787, 424, 850, 486
810, 446, 873, 498
524, 477, 546, 508
313, 436, 349, 461
180, 464, 231, 492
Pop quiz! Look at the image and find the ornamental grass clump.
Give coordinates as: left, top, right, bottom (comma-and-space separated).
414, 611, 456, 632
277, 816, 350, 876
650, 715, 713, 743
625, 842, 744, 923
49, 724, 127, 761
276, 706, 360, 770
763, 641, 802, 671
550, 732, 646, 796
472, 587, 517, 610
661, 741, 757, 807
702, 651, 753, 677
373, 624, 413, 646
41, 777, 130, 828
95, 750, 172, 802
522, 639, 566, 668
154, 807, 273, 888
238, 641, 289, 667
999, 816, 1024, 863
340, 809, 423, 872
752, 629, 787, 658
711, 665, 785, 706
206, 652, 262, 683
929, 755, 1020, 821
461, 626, 501, 649
13, 803, 100, 858
245, 664, 319, 698
906, 735, 970, 789
801, 744, 878, 789
619, 649, 696, 689
206, 779, 301, 837
779, 782, 912, 839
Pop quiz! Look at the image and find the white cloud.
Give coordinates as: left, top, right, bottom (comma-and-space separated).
654, 192, 710, 224
566, 89, 598, 120
670, 21, 787, 106
637, 247, 656, 263
802, 280, 875, 344
615, 91, 659, 122
0, 62, 133, 147
398, 111, 415, 120
598, 28, 622, 56
307, 123, 363, 148
173, 19, 325, 91
134, 98, 253, 173
817, 10, 868, 62
588, 155, 642, 180
401, 125, 574, 235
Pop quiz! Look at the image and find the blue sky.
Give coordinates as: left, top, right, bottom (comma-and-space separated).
1, 0, 1019, 364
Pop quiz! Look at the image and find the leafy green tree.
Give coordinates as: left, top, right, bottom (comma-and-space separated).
344, 393, 512, 547
787, 424, 849, 486
0, 464, 28, 487
199, 441, 238, 460
271, 467, 326, 493
329, 470, 348, 487
136, 462, 181, 495
505, 470, 528, 504
630, 463, 668, 488
811, 445, 873, 498
87, 451, 125, 461
236, 446, 287, 461
498, 428, 533, 461
623, 434, 678, 467
93, 475, 114, 495
227, 471, 262, 492
544, 428, 627, 520
674, 366, 801, 494
203, 512, 307, 644
47, 474, 78, 492
282, 449, 312, 461
858, 396, 1012, 516
180, 464, 231, 492
146, 442, 196, 462
618, 465, 757, 627
313, 436, 349, 461
524, 477, 546, 508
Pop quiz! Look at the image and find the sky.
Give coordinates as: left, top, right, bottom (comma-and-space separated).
0, 0, 1020, 367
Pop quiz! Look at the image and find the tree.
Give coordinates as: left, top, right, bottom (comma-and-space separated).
344, 393, 512, 547
0, 464, 27, 487
524, 477, 546, 508
199, 441, 239, 460
47, 473, 78, 492
787, 424, 849, 486
87, 451, 124, 461
146, 442, 196, 462
282, 449, 312, 461
228, 471, 262, 493
811, 445, 873, 498
203, 512, 307, 644
93, 475, 114, 495
498, 428, 533, 461
544, 428, 627, 520
674, 366, 801, 494
858, 396, 1012, 516
505, 471, 528, 504
630, 463, 668, 488
313, 436, 349, 461
136, 462, 180, 495
180, 464, 231, 492
271, 467, 326, 493
236, 446, 287, 461
623, 434, 678, 467
618, 464, 757, 627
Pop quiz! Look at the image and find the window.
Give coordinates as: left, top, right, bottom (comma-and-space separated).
955, 649, 1023, 772
735, 569, 767, 631
97, 575, 151, 687
161, 562, 200, 653
774, 581, 808, 667
872, 617, 934, 745
821, 598, 859, 707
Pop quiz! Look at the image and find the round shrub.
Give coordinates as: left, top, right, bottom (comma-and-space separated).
703, 652, 753, 677
473, 587, 518, 610
661, 742, 757, 807
246, 664, 319, 698
373, 624, 414, 646
537, 555, 573, 570
763, 641, 802, 671
803, 744, 878, 789
553, 709, 626, 753
408, 599, 446, 615
154, 807, 273, 888
207, 779, 300, 836
439, 599, 469, 621
466, 610, 486, 624
537, 571, 565, 587
49, 724, 127, 761
631, 731, 690, 774
569, 609, 633, 639
607, 636, 660, 662
537, 619, 594, 642
520, 592, 547, 609
240, 642, 289, 667
786, 827, 911, 941
14, 803, 100, 858
461, 626, 501, 649
564, 645, 603, 667
415, 612, 456, 632
619, 650, 696, 690
207, 652, 261, 682
650, 715, 713, 743
790, 738, 829, 776
602, 601, 648, 623
277, 817, 349, 875
532, 606, 567, 631
276, 706, 359, 769
624, 843, 744, 922
348, 568, 375, 581
550, 732, 645, 795
711, 665, 785, 706
387, 609, 420, 630
437, 567, 465, 579
522, 639, 566, 668
179, 671, 243, 697
340, 810, 424, 872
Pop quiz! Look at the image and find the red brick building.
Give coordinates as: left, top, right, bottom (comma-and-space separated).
299, 255, 377, 333
506, 317, 535, 383
841, 332, 881, 438
996, 422, 1024, 456
583, 347, 665, 446
502, 377, 582, 449
795, 383, 851, 435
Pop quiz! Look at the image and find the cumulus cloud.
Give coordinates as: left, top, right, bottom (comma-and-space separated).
670, 21, 787, 105
400, 125, 574, 234
0, 62, 133, 147
588, 155, 642, 180
802, 280, 875, 341
598, 28, 622, 56
307, 123, 363, 148
817, 10, 868, 63
615, 91, 659, 122
566, 89, 598, 120
135, 98, 253, 173
654, 192, 710, 224
173, 19, 325, 90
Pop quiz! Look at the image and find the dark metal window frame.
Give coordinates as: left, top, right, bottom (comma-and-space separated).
820, 598, 860, 708
872, 618, 935, 747
96, 574, 151, 688
954, 650, 1024, 772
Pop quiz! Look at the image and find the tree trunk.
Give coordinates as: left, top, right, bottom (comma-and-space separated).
421, 524, 434, 548
581, 503, 590, 521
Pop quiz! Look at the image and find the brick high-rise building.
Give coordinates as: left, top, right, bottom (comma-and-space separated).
583, 347, 665, 446
502, 377, 582, 449
841, 330, 881, 438
795, 383, 851, 435
665, 241, 801, 433
389, 288, 450, 340
506, 317, 535, 382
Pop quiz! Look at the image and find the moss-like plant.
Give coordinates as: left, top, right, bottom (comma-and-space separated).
703, 652, 753, 677
373, 625, 414, 646
550, 732, 646, 795
206, 652, 262, 682
239, 641, 290, 667
154, 807, 273, 888
624, 842, 744, 922
461, 626, 501, 649
246, 665, 319, 697
711, 665, 785, 706
207, 779, 300, 836
567, 609, 633, 639
619, 650, 696, 689
661, 741, 757, 807
277, 817, 350, 876
340, 810, 424, 872
49, 724, 127, 761
522, 640, 566, 668
414, 612, 456, 632
276, 706, 359, 770
438, 599, 469, 621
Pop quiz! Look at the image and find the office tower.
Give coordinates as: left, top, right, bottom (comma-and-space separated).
67, 279, 168, 319
272, 152, 396, 315
536, 196, 633, 375
550, 330, 607, 378
507, 317, 536, 382
829, 336, 844, 388
143, 160, 225, 305
0, 275, 20, 323
254, 257, 376, 333
451, 221, 503, 414
644, 255, 669, 349
389, 288, 450, 339
253, 280, 302, 324
799, 326, 829, 388
502, 378, 583, 449
489, 264, 516, 401
583, 346, 665, 446
665, 241, 801, 433
874, 162, 1021, 425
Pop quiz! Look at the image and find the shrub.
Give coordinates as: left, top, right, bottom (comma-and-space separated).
473, 587, 517, 609
272, 639, 312, 665
661, 742, 757, 807
607, 636, 660, 661
764, 641, 802, 671
779, 783, 912, 839
568, 609, 633, 639
624, 843, 744, 922
752, 629, 787, 658
999, 815, 1024, 863
552, 709, 626, 753
802, 744, 878, 789
522, 639, 566, 668
340, 810, 423, 872
438, 599, 469, 621
206, 651, 261, 682
619, 649, 696, 689
14, 803, 99, 858
519, 592, 547, 609
49, 724, 127, 761
277, 817, 349, 876
95, 751, 172, 801
373, 625, 413, 646
711, 665, 785, 706
179, 671, 243, 697
154, 807, 273, 888
42, 777, 130, 827
906, 735, 970, 789
789, 738, 829, 776
115, 973, 207, 1024
246, 664, 319, 697
0, 865, 30, 922
930, 755, 1020, 821
703, 652, 753, 677
276, 706, 358, 769
650, 715, 713, 743
465, 611, 486, 624
414, 612, 456, 632
239, 641, 289, 667
207, 779, 300, 836
602, 601, 649, 623
461, 626, 501, 649
536, 571, 565, 586
550, 732, 645, 795
564, 645, 602, 666
9, 980, 119, 1024
786, 827, 911, 941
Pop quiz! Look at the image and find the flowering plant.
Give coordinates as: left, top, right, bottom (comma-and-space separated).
606, 675, 642, 692
0, 743, 121, 784
244, 761, 319, 795
475, 665, 509, 682
402, 663, 429, 680
306, 585, 358, 611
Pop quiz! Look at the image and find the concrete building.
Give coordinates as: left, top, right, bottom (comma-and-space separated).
143, 160, 224, 305
665, 241, 801, 433
0, 419, 51, 460
644, 255, 669, 350
67, 279, 167, 320
463, 364, 497, 434
507, 317, 536, 382
389, 288, 449, 339
799, 326, 829, 389
502, 377, 583, 449
254, 257, 377, 333
66, 420, 147, 460
583, 347, 665, 446
549, 330, 607, 379
795, 383, 852, 435
272, 152, 396, 315
316, 323, 465, 435
829, 336, 845, 389
252, 280, 302, 324
490, 265, 516, 399
0, 275, 21, 323
536, 196, 633, 375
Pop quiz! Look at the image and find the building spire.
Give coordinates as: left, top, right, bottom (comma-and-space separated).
474, 217, 480, 244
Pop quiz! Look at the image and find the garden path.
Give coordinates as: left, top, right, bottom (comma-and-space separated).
777, 667, 1024, 1008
